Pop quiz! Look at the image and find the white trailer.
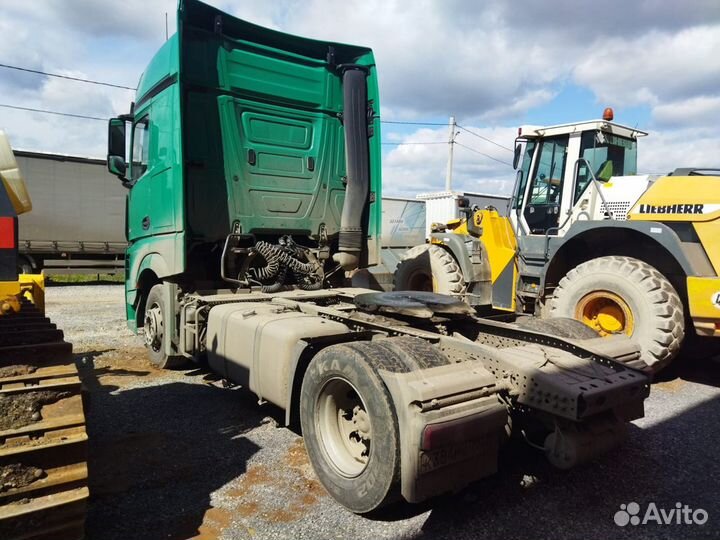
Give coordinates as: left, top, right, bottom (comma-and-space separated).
14, 150, 127, 274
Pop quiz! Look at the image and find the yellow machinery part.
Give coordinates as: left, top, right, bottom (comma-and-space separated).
687, 276, 720, 337
444, 218, 464, 231
432, 209, 518, 312
0, 275, 44, 317
628, 175, 720, 223
0, 130, 32, 215
0, 281, 21, 315
478, 210, 518, 312
19, 274, 45, 315
476, 210, 518, 284
693, 220, 720, 276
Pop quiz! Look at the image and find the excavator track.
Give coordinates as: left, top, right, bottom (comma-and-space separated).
0, 299, 87, 540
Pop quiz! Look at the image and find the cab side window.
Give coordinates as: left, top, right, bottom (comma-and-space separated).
522, 135, 568, 234
130, 116, 149, 182
512, 141, 536, 210
528, 136, 568, 205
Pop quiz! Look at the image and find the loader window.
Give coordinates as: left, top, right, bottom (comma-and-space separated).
130, 116, 149, 182
523, 135, 568, 234
574, 130, 637, 203
512, 140, 536, 210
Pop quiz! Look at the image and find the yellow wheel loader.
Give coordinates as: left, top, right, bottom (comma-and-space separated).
395, 110, 720, 372
0, 131, 88, 540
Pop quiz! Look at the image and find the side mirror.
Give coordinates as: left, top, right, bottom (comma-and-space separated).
457, 196, 472, 217
108, 155, 127, 177
107, 117, 127, 180
513, 143, 522, 170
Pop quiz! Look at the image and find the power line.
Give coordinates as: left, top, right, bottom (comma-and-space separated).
0, 64, 513, 157
455, 142, 512, 167
381, 119, 513, 155
0, 100, 512, 169
0, 103, 107, 121
379, 120, 449, 126
0, 63, 135, 90
381, 141, 446, 146
456, 124, 514, 153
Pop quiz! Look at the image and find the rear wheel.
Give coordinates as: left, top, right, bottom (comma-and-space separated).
393, 244, 465, 295
143, 284, 184, 369
548, 256, 684, 372
300, 343, 400, 513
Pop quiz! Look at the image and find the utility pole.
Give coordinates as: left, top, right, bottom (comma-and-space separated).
165, 12, 169, 41
445, 116, 457, 192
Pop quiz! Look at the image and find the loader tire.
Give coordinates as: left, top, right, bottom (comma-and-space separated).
516, 316, 600, 340
300, 342, 401, 514
393, 244, 465, 296
548, 256, 684, 372
143, 285, 185, 369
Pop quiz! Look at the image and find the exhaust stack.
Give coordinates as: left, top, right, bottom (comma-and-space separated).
333, 65, 370, 271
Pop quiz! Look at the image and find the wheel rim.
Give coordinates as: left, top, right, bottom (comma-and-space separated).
575, 291, 634, 336
144, 301, 164, 353
316, 378, 371, 478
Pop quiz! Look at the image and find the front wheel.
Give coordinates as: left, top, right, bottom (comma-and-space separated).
299, 343, 400, 513
143, 284, 185, 369
393, 244, 465, 295
548, 256, 684, 372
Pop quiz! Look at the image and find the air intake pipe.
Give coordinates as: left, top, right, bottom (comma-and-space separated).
333, 65, 370, 271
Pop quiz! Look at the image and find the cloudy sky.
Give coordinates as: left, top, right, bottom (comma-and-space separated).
1, 0, 719, 197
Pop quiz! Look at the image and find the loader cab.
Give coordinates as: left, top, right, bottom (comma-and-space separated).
509, 114, 646, 238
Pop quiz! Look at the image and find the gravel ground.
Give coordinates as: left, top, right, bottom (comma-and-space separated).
45, 285, 720, 540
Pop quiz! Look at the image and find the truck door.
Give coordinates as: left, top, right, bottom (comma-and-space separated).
521, 135, 569, 235
126, 93, 177, 242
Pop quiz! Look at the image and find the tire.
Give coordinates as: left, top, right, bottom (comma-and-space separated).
548, 256, 684, 372
300, 342, 401, 513
393, 244, 465, 296
143, 284, 185, 369
516, 316, 600, 340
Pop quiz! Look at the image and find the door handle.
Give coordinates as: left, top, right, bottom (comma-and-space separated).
142, 216, 151, 230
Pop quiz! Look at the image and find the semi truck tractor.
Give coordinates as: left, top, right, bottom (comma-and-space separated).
107, 0, 651, 512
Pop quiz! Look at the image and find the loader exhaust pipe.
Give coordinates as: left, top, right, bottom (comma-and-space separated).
333, 65, 370, 271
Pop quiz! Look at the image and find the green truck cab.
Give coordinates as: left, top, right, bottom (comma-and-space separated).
108, 0, 382, 334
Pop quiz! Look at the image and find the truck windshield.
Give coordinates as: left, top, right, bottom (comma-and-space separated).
574, 130, 637, 203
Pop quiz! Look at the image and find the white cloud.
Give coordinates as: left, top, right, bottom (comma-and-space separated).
652, 95, 720, 129
574, 25, 720, 107
640, 127, 718, 175
0, 0, 718, 173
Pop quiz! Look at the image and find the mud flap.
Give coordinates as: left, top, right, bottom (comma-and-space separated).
379, 361, 506, 503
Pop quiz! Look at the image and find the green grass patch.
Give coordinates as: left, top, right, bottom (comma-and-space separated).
46, 273, 125, 285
